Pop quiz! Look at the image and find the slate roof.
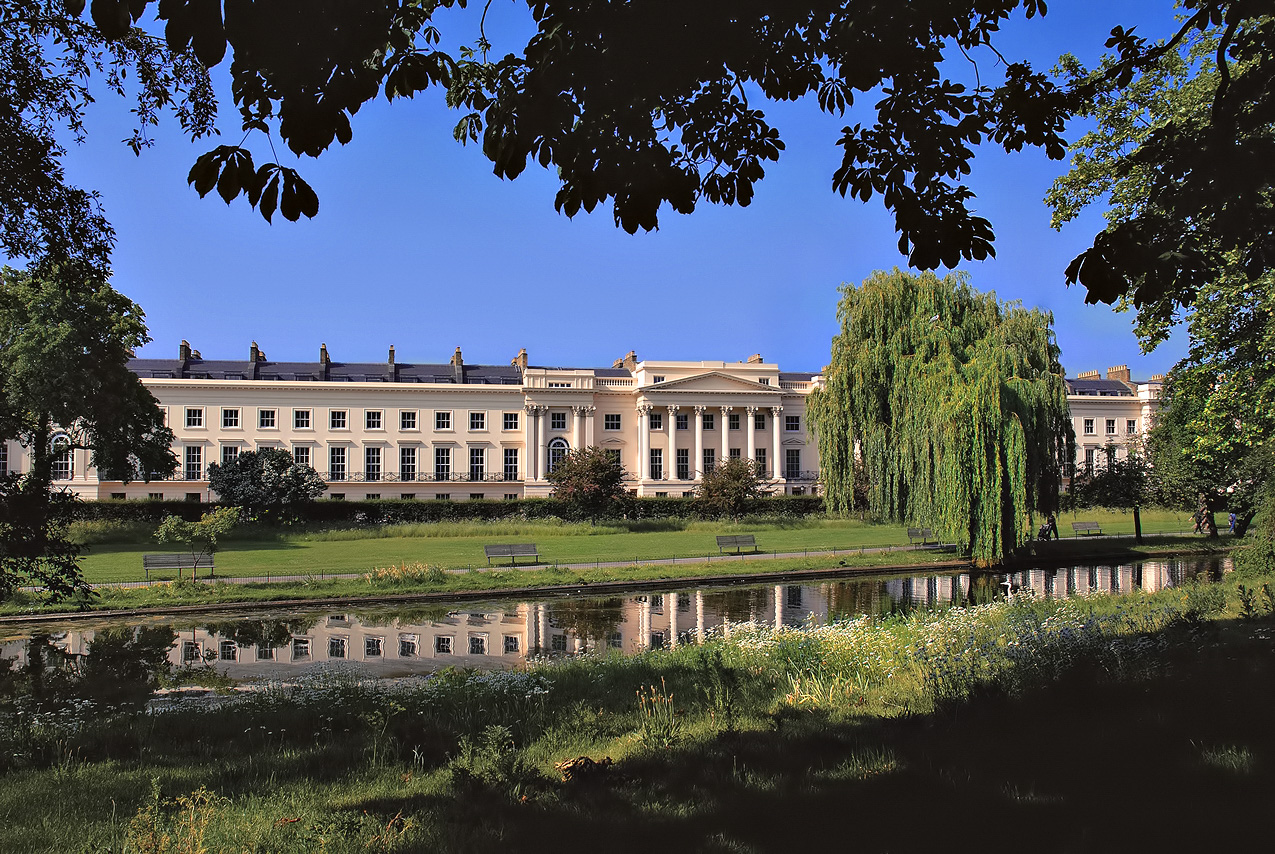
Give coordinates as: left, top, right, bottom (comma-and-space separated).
128, 359, 522, 385
1065, 378, 1135, 397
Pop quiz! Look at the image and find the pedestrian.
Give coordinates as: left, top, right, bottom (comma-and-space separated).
1047, 513, 1059, 540
1192, 510, 1203, 534
1229, 512, 1237, 534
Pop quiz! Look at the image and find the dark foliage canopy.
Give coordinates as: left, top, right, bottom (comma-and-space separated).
545, 445, 628, 521
206, 447, 327, 519
695, 458, 772, 520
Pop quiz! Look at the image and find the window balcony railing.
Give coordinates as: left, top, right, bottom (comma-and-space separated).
324, 471, 522, 483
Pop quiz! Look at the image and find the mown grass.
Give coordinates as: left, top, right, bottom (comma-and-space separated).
70, 507, 1197, 585
2, 568, 1273, 852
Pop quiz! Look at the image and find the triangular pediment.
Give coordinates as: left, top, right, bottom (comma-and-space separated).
647, 372, 776, 394
599, 436, 626, 446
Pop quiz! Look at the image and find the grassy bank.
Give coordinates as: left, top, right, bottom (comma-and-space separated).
71, 507, 1197, 584
1, 568, 1272, 852
1, 533, 1231, 618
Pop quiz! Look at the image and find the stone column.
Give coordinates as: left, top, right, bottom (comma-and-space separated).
774, 585, 784, 629
667, 593, 678, 648
537, 603, 549, 653
572, 406, 584, 450
637, 404, 651, 484
746, 406, 757, 466
524, 403, 538, 481
524, 603, 535, 658
640, 597, 653, 649
720, 406, 732, 462
695, 590, 705, 643
582, 406, 596, 448
538, 407, 550, 480
693, 405, 706, 480
770, 406, 783, 481
666, 406, 679, 480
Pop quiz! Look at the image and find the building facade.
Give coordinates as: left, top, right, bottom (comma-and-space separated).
1064, 364, 1163, 475
1, 343, 824, 501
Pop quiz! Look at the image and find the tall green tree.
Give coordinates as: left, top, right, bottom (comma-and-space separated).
1048, 24, 1275, 539
207, 448, 327, 522
809, 269, 1073, 564
545, 446, 629, 522
1068, 445, 1152, 543
695, 458, 772, 521
0, 263, 175, 598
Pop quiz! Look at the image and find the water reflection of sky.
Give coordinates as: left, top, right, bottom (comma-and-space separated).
0, 558, 1230, 681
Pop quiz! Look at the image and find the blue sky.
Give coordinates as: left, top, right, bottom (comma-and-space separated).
59, 1, 1182, 379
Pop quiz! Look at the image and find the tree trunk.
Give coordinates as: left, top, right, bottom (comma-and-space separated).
1235, 511, 1255, 538
1133, 505, 1143, 544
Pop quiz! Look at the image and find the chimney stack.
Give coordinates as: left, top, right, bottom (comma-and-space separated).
1106, 365, 1131, 383
451, 347, 464, 383
191, 349, 202, 360
622, 350, 637, 371
388, 345, 395, 365
511, 347, 528, 373
450, 347, 463, 367
1077, 370, 1101, 380
746, 353, 763, 364
320, 343, 330, 364
179, 340, 191, 361
250, 341, 259, 363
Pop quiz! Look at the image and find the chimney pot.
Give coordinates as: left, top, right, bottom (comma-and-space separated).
388, 345, 395, 365
320, 343, 330, 364
179, 340, 191, 360
451, 347, 463, 367
746, 353, 763, 364
250, 341, 259, 363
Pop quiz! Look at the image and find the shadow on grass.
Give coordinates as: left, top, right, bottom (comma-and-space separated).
341, 618, 1275, 853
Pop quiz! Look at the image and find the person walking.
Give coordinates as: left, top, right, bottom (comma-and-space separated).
1229, 512, 1237, 534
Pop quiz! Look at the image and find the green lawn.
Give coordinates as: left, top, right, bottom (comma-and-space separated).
76, 507, 1198, 584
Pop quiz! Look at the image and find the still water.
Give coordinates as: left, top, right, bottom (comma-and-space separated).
0, 557, 1230, 688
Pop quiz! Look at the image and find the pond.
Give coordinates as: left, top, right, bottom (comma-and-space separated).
0, 556, 1230, 696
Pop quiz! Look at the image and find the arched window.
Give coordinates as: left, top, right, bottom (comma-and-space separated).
50, 433, 72, 481
547, 438, 570, 473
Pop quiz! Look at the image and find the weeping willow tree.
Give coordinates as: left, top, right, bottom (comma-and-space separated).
809, 269, 1073, 564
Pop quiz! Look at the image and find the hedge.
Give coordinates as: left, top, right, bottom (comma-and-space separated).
67, 495, 827, 525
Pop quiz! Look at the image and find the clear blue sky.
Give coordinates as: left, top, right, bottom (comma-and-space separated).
57, 1, 1182, 379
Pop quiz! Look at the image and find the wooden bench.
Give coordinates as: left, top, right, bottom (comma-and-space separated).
716, 534, 758, 555
1072, 521, 1103, 536
907, 527, 935, 545
142, 553, 215, 581
484, 543, 540, 566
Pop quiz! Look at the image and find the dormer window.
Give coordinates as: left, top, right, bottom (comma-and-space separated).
652, 375, 665, 384
760, 378, 770, 385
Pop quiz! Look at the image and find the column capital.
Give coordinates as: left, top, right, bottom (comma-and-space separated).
719, 405, 733, 414
636, 404, 653, 415
770, 406, 784, 415
574, 405, 596, 416
525, 403, 545, 414
693, 405, 708, 414
666, 404, 681, 414
746, 405, 759, 415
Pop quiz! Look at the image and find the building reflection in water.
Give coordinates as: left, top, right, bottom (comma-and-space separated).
0, 558, 1229, 681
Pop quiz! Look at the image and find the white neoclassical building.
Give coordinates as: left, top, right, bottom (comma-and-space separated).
0, 343, 824, 501
1064, 364, 1164, 475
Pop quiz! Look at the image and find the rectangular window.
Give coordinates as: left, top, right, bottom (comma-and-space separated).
366, 410, 383, 430
469, 493, 485, 500
702, 413, 715, 430
221, 408, 239, 429
1084, 447, 1096, 473
293, 446, 310, 467
703, 448, 715, 473
1083, 418, 1095, 435
551, 634, 567, 652
650, 448, 663, 480
328, 637, 347, 659
51, 448, 71, 481
503, 412, 519, 431
401, 494, 416, 500
469, 636, 487, 655
294, 409, 311, 429
729, 413, 740, 430
434, 635, 452, 655
676, 449, 689, 480
256, 644, 274, 661
504, 448, 519, 481
1106, 418, 1117, 435
292, 638, 311, 660
365, 447, 381, 481
365, 494, 381, 501
1127, 419, 1137, 435
469, 447, 485, 481
785, 415, 801, 432
650, 631, 666, 650
330, 410, 347, 429
604, 413, 621, 431
469, 411, 486, 431
551, 411, 567, 430
148, 492, 163, 500
505, 494, 517, 500
785, 448, 802, 479
754, 447, 767, 475
185, 407, 203, 428
754, 412, 766, 431
259, 409, 276, 429
729, 448, 741, 460
651, 413, 665, 432
547, 381, 572, 388
436, 493, 450, 500
182, 641, 201, 662
652, 375, 665, 384
399, 635, 418, 657
329, 447, 346, 481
435, 447, 451, 480
435, 411, 452, 430
503, 635, 519, 654
184, 446, 202, 480
0, 444, 8, 476
607, 632, 623, 649
221, 445, 240, 466
400, 410, 417, 430
400, 447, 417, 481
365, 637, 383, 657
676, 413, 689, 430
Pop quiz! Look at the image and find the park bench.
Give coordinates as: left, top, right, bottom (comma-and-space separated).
483, 543, 541, 567
716, 534, 758, 555
907, 527, 935, 545
1072, 521, 1103, 536
142, 553, 214, 581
